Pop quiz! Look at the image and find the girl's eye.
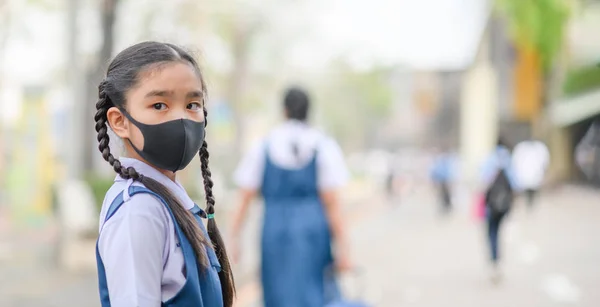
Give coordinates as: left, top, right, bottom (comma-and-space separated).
152, 103, 167, 110
187, 102, 202, 111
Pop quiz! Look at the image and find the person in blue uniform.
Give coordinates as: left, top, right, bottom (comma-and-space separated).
430, 145, 456, 214
479, 137, 518, 282
93, 41, 234, 307
230, 87, 352, 307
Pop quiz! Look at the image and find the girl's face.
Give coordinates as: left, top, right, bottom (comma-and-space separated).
107, 62, 205, 169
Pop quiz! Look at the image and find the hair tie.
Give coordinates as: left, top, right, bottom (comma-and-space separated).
207, 213, 215, 219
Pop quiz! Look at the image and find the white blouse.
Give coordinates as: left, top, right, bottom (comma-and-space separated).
97, 157, 197, 307
234, 120, 350, 190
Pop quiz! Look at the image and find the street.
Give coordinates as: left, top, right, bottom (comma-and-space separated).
1, 183, 599, 307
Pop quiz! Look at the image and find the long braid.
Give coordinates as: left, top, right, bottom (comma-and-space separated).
95, 80, 210, 269
95, 81, 135, 179
200, 107, 236, 306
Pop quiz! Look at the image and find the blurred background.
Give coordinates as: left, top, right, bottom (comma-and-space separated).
1, 0, 600, 306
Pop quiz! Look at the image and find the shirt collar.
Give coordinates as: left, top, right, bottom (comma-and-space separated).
115, 157, 195, 210
284, 119, 308, 127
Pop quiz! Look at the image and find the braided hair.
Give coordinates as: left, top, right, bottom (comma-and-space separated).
94, 41, 235, 306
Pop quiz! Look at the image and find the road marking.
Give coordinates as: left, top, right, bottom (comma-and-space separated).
541, 274, 581, 304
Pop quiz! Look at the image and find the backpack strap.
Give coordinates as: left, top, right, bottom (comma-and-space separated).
103, 186, 162, 224
97, 185, 164, 307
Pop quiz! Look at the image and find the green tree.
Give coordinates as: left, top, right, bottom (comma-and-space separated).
317, 61, 394, 151
495, 0, 573, 102
82, 0, 121, 173
496, 0, 572, 70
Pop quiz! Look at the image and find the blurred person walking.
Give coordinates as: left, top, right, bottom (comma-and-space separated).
512, 137, 549, 210
480, 137, 517, 282
230, 87, 352, 307
430, 146, 455, 214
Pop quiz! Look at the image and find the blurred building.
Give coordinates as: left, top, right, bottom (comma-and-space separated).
406, 1, 600, 186
548, 3, 600, 184
401, 1, 502, 184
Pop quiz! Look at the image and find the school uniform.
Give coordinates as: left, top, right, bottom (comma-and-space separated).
96, 157, 223, 307
430, 153, 456, 212
512, 140, 549, 207
480, 146, 518, 264
234, 120, 349, 307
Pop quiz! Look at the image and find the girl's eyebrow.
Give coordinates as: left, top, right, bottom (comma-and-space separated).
144, 90, 204, 99
187, 91, 204, 99
145, 90, 173, 98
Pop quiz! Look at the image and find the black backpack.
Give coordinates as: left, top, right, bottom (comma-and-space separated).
485, 169, 513, 215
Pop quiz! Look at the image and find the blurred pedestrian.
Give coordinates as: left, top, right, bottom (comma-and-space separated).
430, 145, 455, 214
480, 137, 517, 282
385, 154, 398, 202
512, 137, 550, 210
93, 42, 234, 307
230, 87, 352, 306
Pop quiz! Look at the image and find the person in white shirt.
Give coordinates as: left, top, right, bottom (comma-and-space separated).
512, 138, 550, 209
230, 87, 351, 306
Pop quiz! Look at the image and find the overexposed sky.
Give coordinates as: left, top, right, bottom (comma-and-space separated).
314, 0, 490, 70
6, 0, 600, 82
1, 0, 491, 85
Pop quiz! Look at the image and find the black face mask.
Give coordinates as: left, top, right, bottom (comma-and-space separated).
120, 109, 205, 172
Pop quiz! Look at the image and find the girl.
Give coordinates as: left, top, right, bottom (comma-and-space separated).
94, 41, 234, 307
230, 87, 351, 307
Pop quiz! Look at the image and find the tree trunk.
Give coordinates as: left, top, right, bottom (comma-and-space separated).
0, 0, 11, 85
82, 0, 119, 173
225, 20, 255, 164
65, 0, 85, 179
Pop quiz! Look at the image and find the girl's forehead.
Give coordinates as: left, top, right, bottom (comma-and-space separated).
135, 62, 203, 89
138, 61, 199, 80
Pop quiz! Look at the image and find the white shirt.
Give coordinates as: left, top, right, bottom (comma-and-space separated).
512, 140, 550, 189
98, 158, 196, 307
234, 120, 349, 190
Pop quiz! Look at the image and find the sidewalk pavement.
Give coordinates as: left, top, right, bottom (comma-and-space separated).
341, 184, 600, 307
2, 183, 599, 307
0, 179, 382, 307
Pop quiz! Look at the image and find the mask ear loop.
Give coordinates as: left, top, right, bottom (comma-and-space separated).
116, 107, 149, 159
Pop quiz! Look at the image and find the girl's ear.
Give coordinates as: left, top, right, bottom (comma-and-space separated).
106, 107, 130, 139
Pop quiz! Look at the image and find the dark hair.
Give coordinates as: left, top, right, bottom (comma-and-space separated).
497, 136, 509, 150
284, 87, 310, 121
94, 41, 235, 306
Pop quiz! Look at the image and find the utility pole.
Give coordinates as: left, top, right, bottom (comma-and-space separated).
66, 0, 83, 179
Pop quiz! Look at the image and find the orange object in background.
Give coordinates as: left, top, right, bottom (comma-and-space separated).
513, 43, 543, 122
415, 90, 436, 116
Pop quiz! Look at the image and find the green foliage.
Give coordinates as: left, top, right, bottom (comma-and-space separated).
183, 182, 202, 204
26, 0, 59, 10
563, 64, 600, 97
317, 61, 394, 150
85, 173, 114, 213
84, 172, 204, 212
495, 0, 571, 70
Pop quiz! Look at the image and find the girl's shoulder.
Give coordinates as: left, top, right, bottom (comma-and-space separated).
99, 181, 171, 228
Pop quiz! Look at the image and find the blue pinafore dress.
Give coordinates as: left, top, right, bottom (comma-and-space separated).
96, 185, 224, 307
260, 147, 336, 307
